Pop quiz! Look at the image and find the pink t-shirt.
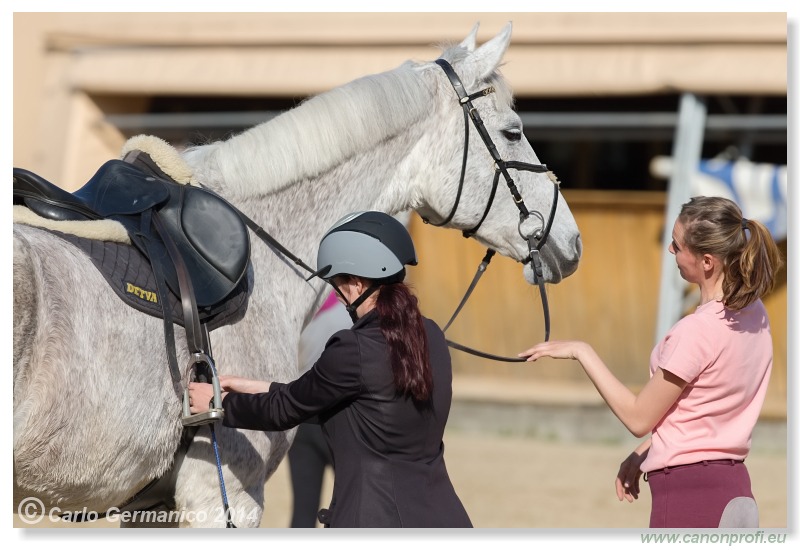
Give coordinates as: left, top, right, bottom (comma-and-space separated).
641, 299, 773, 472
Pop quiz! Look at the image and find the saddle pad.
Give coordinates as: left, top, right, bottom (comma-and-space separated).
54, 230, 251, 332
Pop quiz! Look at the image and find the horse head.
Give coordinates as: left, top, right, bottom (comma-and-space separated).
411, 23, 582, 285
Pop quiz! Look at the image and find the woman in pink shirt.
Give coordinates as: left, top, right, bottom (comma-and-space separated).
519, 196, 782, 528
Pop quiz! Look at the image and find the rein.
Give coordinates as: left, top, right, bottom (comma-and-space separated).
426, 58, 560, 360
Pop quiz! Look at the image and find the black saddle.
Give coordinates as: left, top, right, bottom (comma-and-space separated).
14, 155, 252, 397
13, 158, 250, 308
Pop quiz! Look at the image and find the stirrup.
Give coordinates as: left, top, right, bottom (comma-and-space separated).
182, 352, 225, 427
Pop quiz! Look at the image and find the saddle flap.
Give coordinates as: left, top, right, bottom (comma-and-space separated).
180, 187, 251, 284
146, 185, 250, 308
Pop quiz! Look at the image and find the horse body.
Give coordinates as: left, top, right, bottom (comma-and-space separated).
13, 24, 582, 526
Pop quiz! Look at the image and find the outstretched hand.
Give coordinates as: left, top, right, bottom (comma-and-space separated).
518, 340, 590, 362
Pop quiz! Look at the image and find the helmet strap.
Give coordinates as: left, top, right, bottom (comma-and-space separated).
345, 284, 380, 323
327, 281, 351, 311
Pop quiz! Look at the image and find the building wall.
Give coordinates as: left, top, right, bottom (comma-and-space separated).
14, 12, 786, 184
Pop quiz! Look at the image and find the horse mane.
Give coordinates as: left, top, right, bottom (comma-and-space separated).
197, 60, 432, 198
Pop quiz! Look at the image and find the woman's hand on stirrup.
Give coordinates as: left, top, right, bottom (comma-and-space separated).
188, 382, 215, 414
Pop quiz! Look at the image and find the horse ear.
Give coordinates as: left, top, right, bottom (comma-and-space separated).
469, 22, 512, 81
459, 23, 480, 52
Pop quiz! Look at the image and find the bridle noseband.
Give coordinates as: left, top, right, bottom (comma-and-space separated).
426, 58, 561, 357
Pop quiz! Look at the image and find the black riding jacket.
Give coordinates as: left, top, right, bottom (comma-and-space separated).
222, 309, 472, 528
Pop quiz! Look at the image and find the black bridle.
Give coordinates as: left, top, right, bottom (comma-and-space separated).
425, 59, 561, 360
216, 59, 561, 362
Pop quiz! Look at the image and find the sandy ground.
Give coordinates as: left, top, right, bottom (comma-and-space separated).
12, 428, 787, 530
258, 428, 788, 529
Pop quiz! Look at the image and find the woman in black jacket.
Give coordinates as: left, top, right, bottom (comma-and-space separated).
189, 211, 472, 528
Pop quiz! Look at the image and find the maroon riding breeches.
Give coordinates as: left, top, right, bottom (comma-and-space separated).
646, 459, 754, 528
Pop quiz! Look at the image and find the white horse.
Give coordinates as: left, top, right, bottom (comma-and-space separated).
13, 23, 582, 527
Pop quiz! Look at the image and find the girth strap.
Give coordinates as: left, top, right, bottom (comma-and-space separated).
136, 210, 183, 395
153, 206, 204, 356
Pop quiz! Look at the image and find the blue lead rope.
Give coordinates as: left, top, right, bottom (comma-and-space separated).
209, 424, 235, 528
205, 357, 235, 528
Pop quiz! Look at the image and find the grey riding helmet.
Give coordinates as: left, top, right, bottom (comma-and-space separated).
309, 211, 417, 282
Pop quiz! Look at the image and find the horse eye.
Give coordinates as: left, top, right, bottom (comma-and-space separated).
502, 129, 522, 142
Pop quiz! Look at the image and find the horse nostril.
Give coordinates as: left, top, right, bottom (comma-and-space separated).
573, 234, 583, 260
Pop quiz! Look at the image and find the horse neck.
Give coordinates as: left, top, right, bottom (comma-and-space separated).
233, 128, 425, 281
185, 115, 431, 343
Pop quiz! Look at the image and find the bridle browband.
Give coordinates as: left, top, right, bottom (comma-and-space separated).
425, 58, 561, 359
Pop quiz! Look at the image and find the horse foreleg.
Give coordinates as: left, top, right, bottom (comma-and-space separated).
172, 425, 293, 527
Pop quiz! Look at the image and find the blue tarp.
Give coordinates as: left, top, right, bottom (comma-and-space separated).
693, 158, 787, 241
651, 155, 788, 242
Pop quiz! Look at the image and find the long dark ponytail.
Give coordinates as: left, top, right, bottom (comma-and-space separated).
375, 282, 433, 402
